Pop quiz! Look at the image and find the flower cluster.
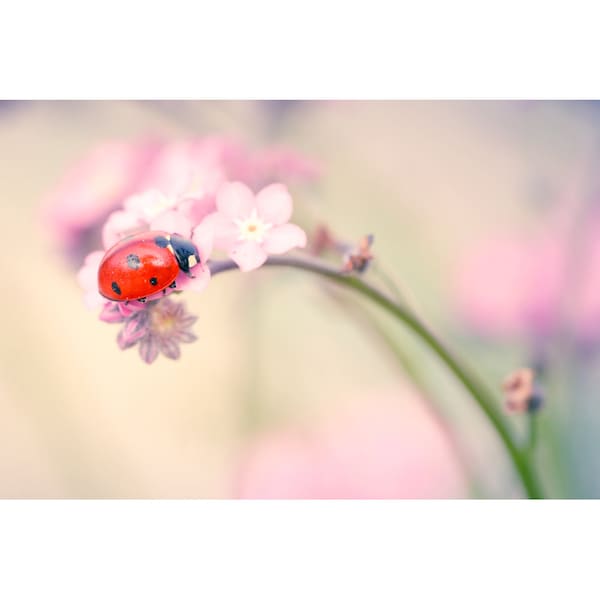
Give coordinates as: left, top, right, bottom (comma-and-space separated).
76, 179, 307, 363
42, 136, 320, 363
43, 137, 319, 265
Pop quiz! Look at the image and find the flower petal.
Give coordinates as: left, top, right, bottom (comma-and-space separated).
139, 336, 160, 364
160, 338, 181, 360
124, 189, 177, 221
121, 314, 149, 344
99, 302, 125, 323
118, 301, 147, 317
84, 290, 106, 310
176, 330, 197, 343
262, 223, 307, 254
77, 250, 106, 309
102, 210, 145, 249
255, 183, 293, 225
150, 208, 193, 238
178, 194, 217, 224
230, 241, 268, 272
77, 250, 104, 288
191, 219, 214, 260
216, 182, 255, 219
175, 264, 211, 293
202, 211, 240, 250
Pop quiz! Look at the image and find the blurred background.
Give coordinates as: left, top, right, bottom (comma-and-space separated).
1, 100, 599, 498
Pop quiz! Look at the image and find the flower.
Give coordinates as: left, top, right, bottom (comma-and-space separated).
44, 137, 318, 265
104, 297, 198, 364
454, 204, 600, 351
41, 140, 163, 263
234, 388, 467, 499
66, 137, 316, 362
205, 182, 307, 271
454, 235, 566, 340
101, 189, 207, 250
76, 250, 106, 309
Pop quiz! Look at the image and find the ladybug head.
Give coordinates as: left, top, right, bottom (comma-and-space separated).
169, 234, 201, 273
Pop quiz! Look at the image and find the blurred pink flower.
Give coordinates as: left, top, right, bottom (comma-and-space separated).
455, 219, 600, 346
231, 146, 320, 188
455, 235, 566, 339
76, 250, 106, 309
101, 189, 209, 249
235, 388, 467, 499
205, 182, 307, 271
42, 141, 163, 261
43, 137, 318, 264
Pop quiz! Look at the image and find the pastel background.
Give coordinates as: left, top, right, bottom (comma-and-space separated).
1, 100, 598, 498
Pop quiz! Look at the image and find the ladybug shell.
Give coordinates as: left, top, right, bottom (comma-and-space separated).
98, 231, 180, 301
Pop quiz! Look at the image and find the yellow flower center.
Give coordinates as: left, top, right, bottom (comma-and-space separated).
150, 307, 177, 334
234, 209, 272, 243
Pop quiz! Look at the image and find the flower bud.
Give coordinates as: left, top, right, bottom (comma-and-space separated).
502, 367, 543, 414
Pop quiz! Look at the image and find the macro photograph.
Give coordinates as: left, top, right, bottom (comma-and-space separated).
1, 100, 599, 499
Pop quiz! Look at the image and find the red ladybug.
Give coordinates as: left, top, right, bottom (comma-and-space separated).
98, 231, 201, 302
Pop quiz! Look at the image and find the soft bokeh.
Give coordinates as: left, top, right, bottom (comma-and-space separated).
235, 386, 467, 499
2, 100, 600, 497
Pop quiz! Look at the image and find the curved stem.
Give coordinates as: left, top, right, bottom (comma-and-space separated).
526, 413, 538, 456
209, 255, 544, 499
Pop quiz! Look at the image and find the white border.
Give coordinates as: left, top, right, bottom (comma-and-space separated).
0, 501, 597, 599
2, 1, 600, 98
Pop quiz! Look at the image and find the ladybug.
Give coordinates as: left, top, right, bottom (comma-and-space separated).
98, 231, 200, 303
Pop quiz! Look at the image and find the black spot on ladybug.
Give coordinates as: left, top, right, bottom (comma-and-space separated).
149, 277, 158, 286
111, 281, 122, 295
126, 253, 141, 270
155, 236, 169, 248
169, 281, 177, 289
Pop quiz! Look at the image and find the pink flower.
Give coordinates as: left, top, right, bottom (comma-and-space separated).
227, 145, 320, 189
205, 182, 307, 271
454, 222, 600, 348
234, 388, 467, 499
454, 235, 568, 340
44, 137, 318, 264
102, 297, 198, 364
76, 250, 106, 309
63, 138, 318, 364
42, 140, 163, 262
101, 189, 204, 249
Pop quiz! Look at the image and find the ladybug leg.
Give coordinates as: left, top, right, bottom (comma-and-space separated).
125, 300, 129, 306
138, 297, 147, 303
169, 281, 177, 289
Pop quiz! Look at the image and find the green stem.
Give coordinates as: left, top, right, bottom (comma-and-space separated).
209, 255, 544, 499
526, 413, 538, 456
